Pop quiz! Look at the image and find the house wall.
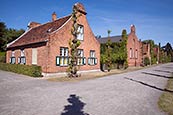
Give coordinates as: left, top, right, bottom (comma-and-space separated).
47, 12, 100, 73
6, 10, 100, 74
6, 44, 48, 73
127, 25, 142, 66
142, 43, 151, 63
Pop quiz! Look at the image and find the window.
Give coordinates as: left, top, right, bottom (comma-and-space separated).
10, 50, 15, 64
10, 57, 16, 64
18, 49, 26, 64
88, 50, 97, 65
56, 47, 68, 66
21, 49, 25, 57
77, 49, 86, 65
130, 48, 133, 58
77, 25, 84, 40
135, 49, 138, 59
12, 51, 15, 57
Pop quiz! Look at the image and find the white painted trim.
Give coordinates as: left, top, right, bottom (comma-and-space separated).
50, 15, 72, 35
7, 29, 32, 48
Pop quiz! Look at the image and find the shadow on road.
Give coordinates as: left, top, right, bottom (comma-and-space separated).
142, 72, 173, 79
124, 77, 173, 93
154, 70, 173, 74
61, 94, 89, 115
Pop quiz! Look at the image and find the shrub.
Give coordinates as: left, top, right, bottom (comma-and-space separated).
0, 62, 42, 77
0, 52, 6, 63
144, 57, 150, 66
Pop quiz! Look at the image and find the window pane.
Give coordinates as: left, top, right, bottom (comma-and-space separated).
77, 25, 84, 40
65, 49, 68, 56
60, 58, 63, 65
90, 50, 95, 58
21, 50, 25, 56
12, 51, 15, 57
64, 58, 68, 65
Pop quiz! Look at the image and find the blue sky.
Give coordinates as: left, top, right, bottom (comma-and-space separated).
1, 0, 173, 46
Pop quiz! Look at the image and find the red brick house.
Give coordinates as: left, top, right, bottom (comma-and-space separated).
127, 25, 142, 66
97, 25, 150, 67
6, 3, 100, 76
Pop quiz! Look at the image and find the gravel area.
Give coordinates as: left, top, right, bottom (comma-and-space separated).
0, 63, 172, 115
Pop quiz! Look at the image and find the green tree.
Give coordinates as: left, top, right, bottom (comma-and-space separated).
121, 29, 128, 68
67, 5, 81, 77
162, 42, 173, 62
0, 22, 7, 51
105, 37, 112, 72
0, 22, 25, 51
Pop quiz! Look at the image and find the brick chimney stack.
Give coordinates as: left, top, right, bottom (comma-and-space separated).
52, 12, 57, 21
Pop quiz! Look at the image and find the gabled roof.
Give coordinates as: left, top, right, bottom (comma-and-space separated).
7, 15, 71, 48
97, 36, 123, 44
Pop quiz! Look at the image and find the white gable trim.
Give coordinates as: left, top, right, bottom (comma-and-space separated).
50, 16, 72, 35
7, 29, 32, 48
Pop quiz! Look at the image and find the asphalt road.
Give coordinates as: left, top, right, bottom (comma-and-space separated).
0, 63, 173, 115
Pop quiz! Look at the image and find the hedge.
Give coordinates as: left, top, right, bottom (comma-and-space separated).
0, 62, 42, 77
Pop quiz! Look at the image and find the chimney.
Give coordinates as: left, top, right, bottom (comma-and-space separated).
52, 12, 57, 21
27, 22, 41, 29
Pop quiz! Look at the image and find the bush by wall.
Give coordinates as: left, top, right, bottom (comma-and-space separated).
0, 52, 6, 63
144, 57, 150, 66
0, 62, 42, 77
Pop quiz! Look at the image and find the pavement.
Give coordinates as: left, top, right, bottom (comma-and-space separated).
0, 63, 173, 115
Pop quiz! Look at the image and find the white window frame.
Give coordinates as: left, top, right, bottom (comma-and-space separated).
59, 47, 68, 66
77, 25, 84, 40
21, 49, 25, 57
10, 50, 15, 64
11, 50, 15, 57
77, 49, 84, 65
88, 50, 97, 65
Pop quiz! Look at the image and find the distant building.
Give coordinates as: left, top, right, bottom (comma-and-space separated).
97, 25, 151, 67
6, 3, 100, 76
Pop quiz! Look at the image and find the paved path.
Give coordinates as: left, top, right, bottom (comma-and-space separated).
0, 63, 173, 115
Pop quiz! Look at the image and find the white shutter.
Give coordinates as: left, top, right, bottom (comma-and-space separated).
56, 56, 60, 66
95, 58, 97, 65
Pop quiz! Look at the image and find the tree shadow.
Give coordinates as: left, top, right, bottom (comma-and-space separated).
124, 77, 173, 93
154, 69, 173, 74
162, 66, 173, 69
141, 72, 173, 79
61, 94, 89, 115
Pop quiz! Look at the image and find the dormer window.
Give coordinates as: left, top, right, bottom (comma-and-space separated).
77, 25, 84, 40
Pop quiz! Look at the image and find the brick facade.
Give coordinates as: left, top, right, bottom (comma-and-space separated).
6, 3, 100, 75
127, 25, 142, 66
98, 25, 151, 67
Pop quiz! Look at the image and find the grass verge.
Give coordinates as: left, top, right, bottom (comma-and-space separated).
158, 78, 173, 115
47, 66, 143, 82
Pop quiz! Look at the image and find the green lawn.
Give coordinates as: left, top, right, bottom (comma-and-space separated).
158, 78, 173, 115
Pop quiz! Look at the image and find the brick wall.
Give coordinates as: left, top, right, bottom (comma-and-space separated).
127, 25, 142, 66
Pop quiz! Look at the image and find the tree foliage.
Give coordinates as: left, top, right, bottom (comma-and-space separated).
100, 29, 128, 70
0, 22, 25, 51
67, 5, 81, 77
161, 42, 173, 62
